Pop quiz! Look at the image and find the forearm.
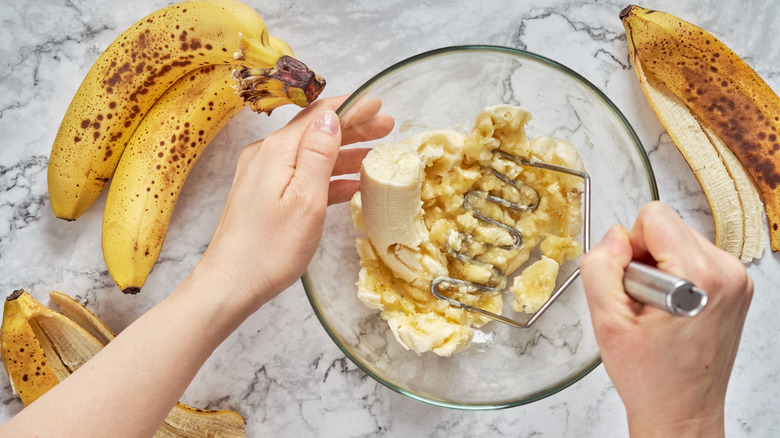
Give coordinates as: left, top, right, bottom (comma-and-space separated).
0, 100, 376, 437
1, 270, 267, 437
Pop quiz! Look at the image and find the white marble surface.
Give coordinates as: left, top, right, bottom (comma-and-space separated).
1, 0, 779, 436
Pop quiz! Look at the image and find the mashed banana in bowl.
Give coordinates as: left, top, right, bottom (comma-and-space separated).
350, 105, 585, 356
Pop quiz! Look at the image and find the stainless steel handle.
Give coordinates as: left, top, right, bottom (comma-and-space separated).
623, 261, 708, 317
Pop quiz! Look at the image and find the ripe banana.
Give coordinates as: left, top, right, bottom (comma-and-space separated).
102, 33, 324, 295
48, 0, 325, 220
621, 5, 775, 259
100, 64, 244, 294
0, 290, 246, 436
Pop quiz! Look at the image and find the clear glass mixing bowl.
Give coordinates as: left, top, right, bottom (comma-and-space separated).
303, 46, 658, 409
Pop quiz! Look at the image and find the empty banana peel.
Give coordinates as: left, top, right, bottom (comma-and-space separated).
628, 54, 765, 262
0, 290, 246, 437
621, 4, 777, 261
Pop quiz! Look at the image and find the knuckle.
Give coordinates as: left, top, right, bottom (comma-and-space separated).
694, 252, 752, 303
726, 260, 753, 300
579, 248, 604, 272
592, 317, 631, 351
688, 256, 713, 283
264, 129, 289, 145
303, 138, 336, 162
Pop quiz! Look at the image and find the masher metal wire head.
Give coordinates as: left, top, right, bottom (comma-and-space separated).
430, 150, 591, 329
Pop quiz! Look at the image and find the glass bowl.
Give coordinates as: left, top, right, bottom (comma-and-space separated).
303, 46, 658, 409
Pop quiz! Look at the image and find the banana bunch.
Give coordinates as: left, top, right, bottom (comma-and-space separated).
620, 5, 780, 262
47, 0, 326, 293
0, 289, 246, 436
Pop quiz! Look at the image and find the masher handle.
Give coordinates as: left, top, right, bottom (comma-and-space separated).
623, 261, 708, 317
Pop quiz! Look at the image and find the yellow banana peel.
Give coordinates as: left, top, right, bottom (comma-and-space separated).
621, 5, 773, 261
0, 290, 247, 436
0, 290, 62, 405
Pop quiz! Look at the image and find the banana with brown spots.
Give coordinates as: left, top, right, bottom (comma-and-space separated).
101, 34, 321, 294
48, 0, 325, 220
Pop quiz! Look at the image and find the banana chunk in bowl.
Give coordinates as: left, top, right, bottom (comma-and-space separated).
350, 105, 585, 356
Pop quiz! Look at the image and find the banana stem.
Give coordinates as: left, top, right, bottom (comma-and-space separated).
233, 56, 326, 113
236, 34, 287, 65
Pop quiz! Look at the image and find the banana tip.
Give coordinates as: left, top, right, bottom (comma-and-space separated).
306, 73, 326, 105
122, 286, 141, 295
620, 5, 656, 20
619, 5, 636, 19
7, 289, 25, 301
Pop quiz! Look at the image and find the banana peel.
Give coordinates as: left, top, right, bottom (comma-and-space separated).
629, 57, 765, 262
0, 290, 62, 405
48, 290, 114, 346
0, 290, 246, 437
621, 4, 777, 261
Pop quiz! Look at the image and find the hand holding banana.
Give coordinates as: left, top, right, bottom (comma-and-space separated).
195, 96, 394, 307
48, 0, 327, 293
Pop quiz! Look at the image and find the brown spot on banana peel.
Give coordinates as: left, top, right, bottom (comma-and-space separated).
619, 5, 640, 19
622, 5, 780, 250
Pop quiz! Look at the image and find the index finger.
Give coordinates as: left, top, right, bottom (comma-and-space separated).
580, 224, 641, 318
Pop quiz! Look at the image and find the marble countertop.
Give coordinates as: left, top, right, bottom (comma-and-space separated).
1, 0, 779, 436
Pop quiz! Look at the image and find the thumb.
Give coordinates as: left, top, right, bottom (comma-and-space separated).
292, 110, 342, 203
580, 225, 635, 315
628, 201, 708, 280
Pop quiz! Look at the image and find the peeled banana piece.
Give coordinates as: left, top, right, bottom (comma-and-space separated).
360, 142, 426, 251
621, 5, 776, 259
358, 142, 447, 288
0, 290, 246, 436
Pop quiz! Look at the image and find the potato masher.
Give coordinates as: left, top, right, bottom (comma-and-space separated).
430, 150, 708, 329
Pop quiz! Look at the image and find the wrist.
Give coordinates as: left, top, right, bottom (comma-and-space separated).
626, 406, 725, 438
171, 261, 272, 331
186, 254, 277, 313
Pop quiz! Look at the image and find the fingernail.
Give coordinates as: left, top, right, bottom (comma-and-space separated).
315, 110, 339, 135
